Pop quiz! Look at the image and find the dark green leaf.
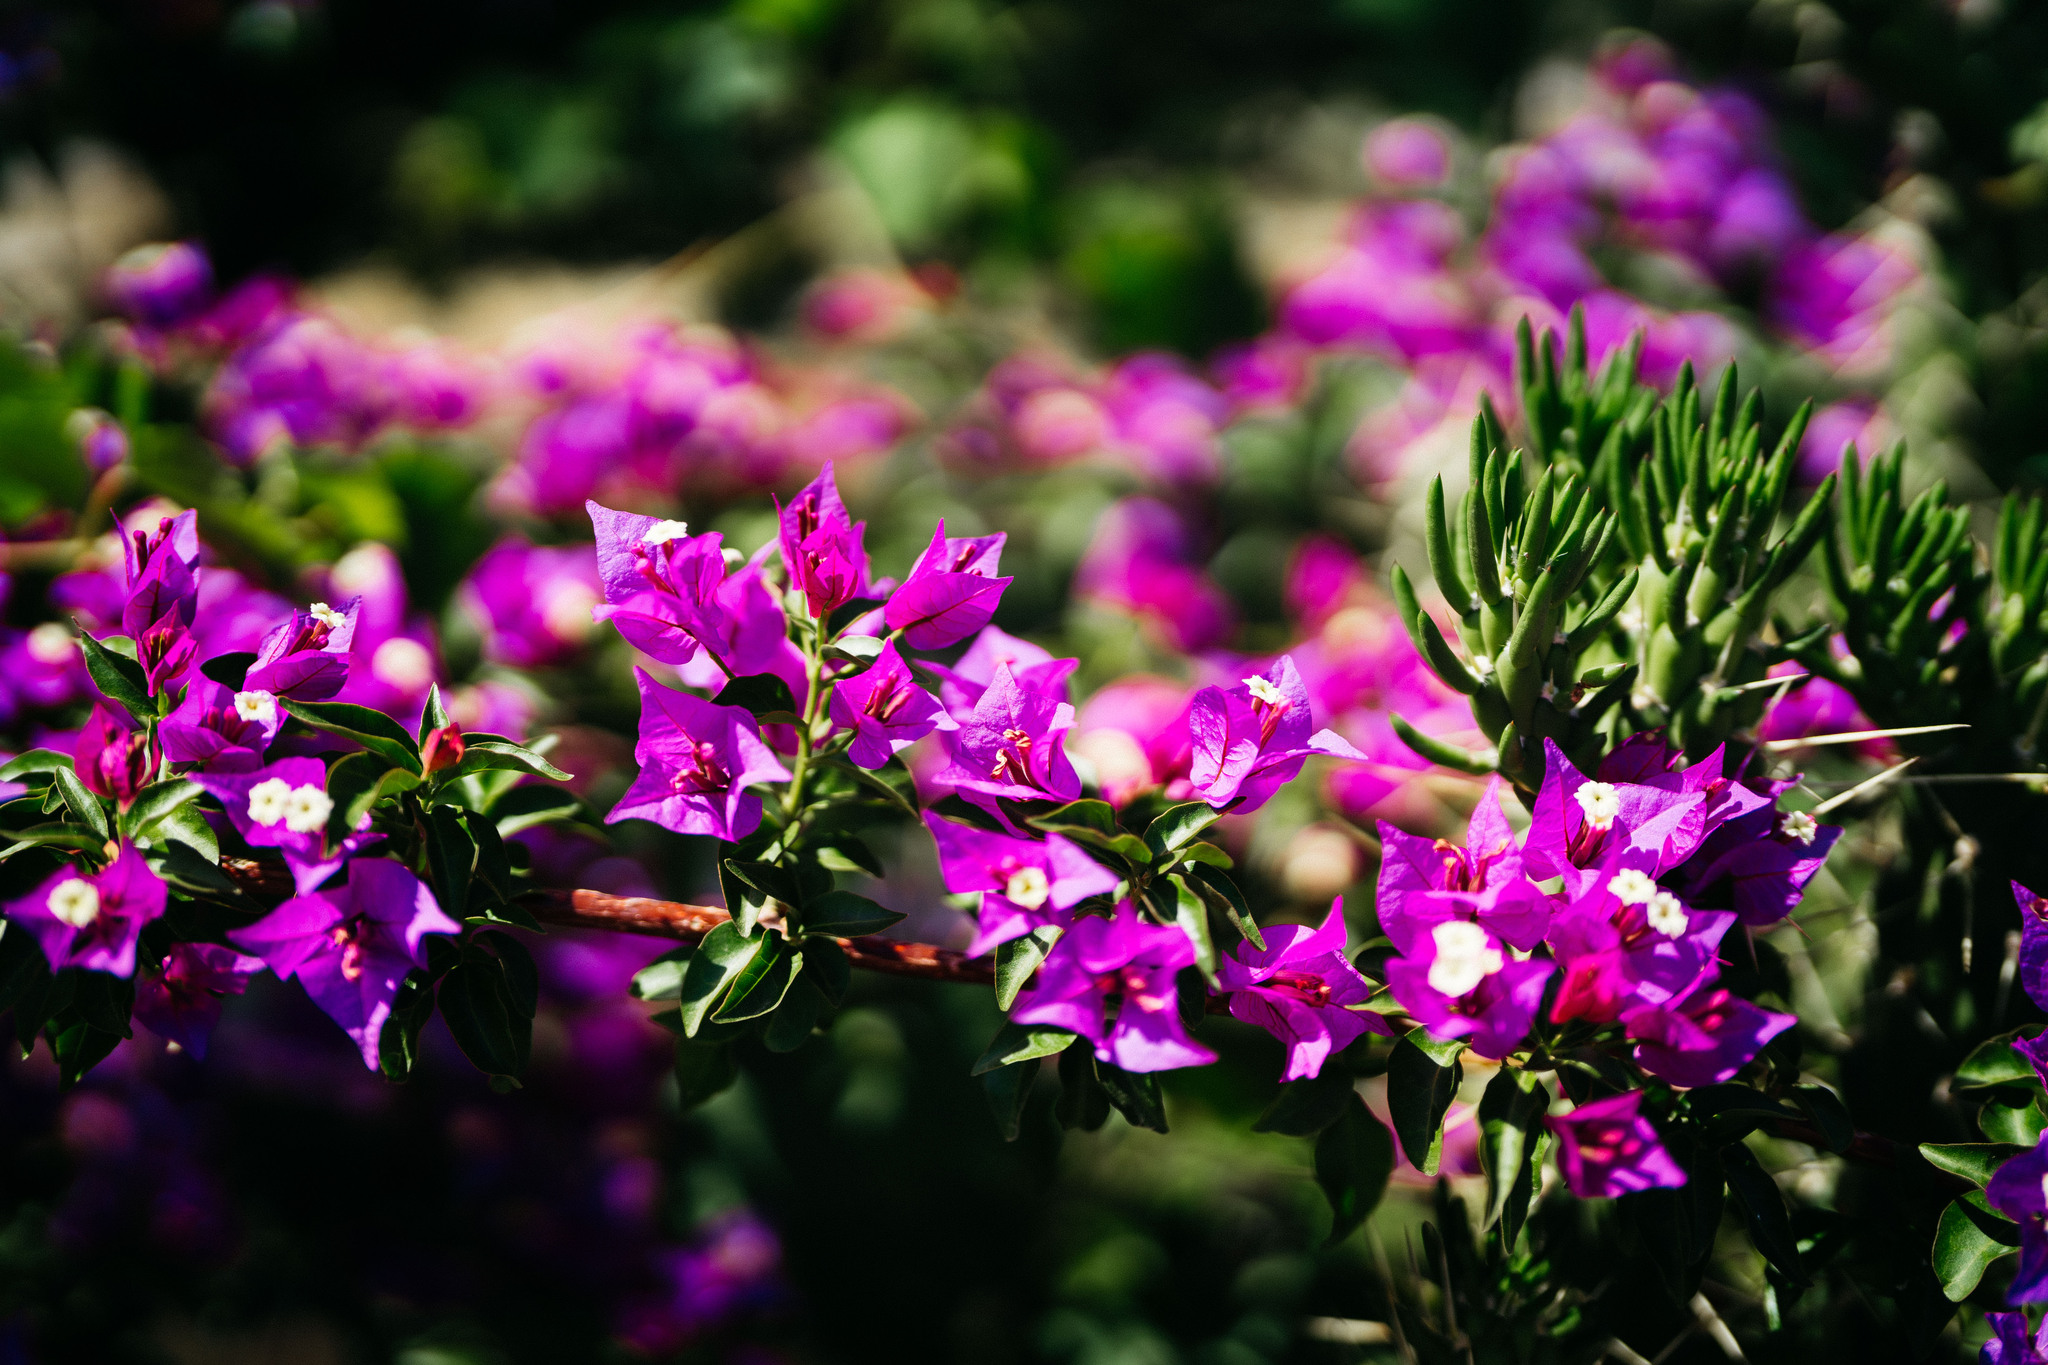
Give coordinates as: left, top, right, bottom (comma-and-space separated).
1253, 1070, 1357, 1136
75, 630, 151, 719
463, 810, 518, 905
439, 952, 530, 1078
799, 889, 904, 938
1094, 1059, 1168, 1133
48, 767, 109, 843
419, 683, 452, 742
711, 934, 802, 1023
285, 699, 424, 773
675, 922, 764, 1036
814, 837, 885, 878
482, 932, 538, 1016
674, 1037, 739, 1107
451, 740, 572, 783
982, 1060, 1036, 1142
1685, 1083, 1808, 1143
1791, 1083, 1855, 1154
1933, 1189, 2022, 1301
1188, 863, 1264, 951
1055, 1041, 1111, 1131
799, 938, 850, 1006
1176, 842, 1233, 870
1316, 1093, 1397, 1246
1478, 1067, 1549, 1246
1389, 1029, 1464, 1175
1919, 1143, 2023, 1188
1724, 1141, 1807, 1287
1956, 1031, 2041, 1089
49, 1020, 125, 1087
0, 924, 49, 1018
719, 858, 787, 935
0, 823, 106, 859
972, 1021, 1076, 1076
1143, 801, 1221, 859
762, 975, 829, 1052
1980, 1100, 2048, 1145
1029, 799, 1152, 863
823, 635, 885, 666
713, 673, 801, 723
199, 653, 257, 689
1168, 874, 1215, 982
72, 971, 134, 1038
994, 924, 1060, 1011
490, 785, 582, 836
325, 752, 420, 835
423, 806, 476, 921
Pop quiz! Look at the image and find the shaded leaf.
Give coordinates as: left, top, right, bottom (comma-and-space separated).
674, 922, 764, 1036
995, 925, 1060, 1011
75, 630, 151, 720
1143, 801, 1221, 859
800, 889, 905, 937
285, 699, 423, 773
1253, 1069, 1356, 1136
1919, 1143, 2023, 1188
1316, 1093, 1397, 1246
713, 673, 801, 723
674, 1037, 739, 1107
711, 934, 802, 1023
973, 1021, 1076, 1076
1388, 1028, 1463, 1175
452, 740, 571, 783
1933, 1189, 2022, 1301
1094, 1059, 1168, 1133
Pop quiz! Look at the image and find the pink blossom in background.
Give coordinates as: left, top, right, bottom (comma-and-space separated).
460, 536, 602, 670
801, 267, 928, 344
1797, 399, 1895, 485
1364, 118, 1452, 191
1073, 498, 1237, 652
1070, 676, 1194, 807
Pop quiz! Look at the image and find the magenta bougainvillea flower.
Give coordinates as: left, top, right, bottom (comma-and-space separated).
608, 668, 790, 841
776, 462, 874, 618
105, 241, 215, 329
5, 841, 168, 977
241, 598, 358, 700
828, 639, 952, 769
161, 680, 283, 772
1623, 974, 1795, 1087
882, 521, 1011, 649
191, 756, 375, 896
1660, 795, 1841, 928
123, 536, 199, 697
1374, 778, 1549, 954
122, 508, 200, 586
1544, 855, 1735, 1026
1188, 655, 1364, 813
460, 535, 602, 669
671, 553, 808, 699
1010, 902, 1216, 1073
1988, 1138, 2048, 1302
929, 663, 1082, 823
74, 703, 161, 805
922, 813, 1119, 956
588, 501, 736, 668
230, 858, 461, 1069
1215, 899, 1388, 1080
1383, 917, 1552, 1059
1548, 1092, 1688, 1197
924, 624, 1077, 718
133, 942, 265, 1057
2017, 882, 2048, 1014
1982, 1313, 2048, 1365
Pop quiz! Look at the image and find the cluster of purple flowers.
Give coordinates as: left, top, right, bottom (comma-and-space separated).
2, 509, 465, 1069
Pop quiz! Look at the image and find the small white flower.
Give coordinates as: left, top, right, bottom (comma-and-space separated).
1246, 675, 1287, 707
1645, 891, 1689, 938
1575, 782, 1621, 832
247, 778, 293, 826
1780, 811, 1818, 846
309, 601, 347, 630
641, 519, 692, 546
283, 785, 333, 835
1004, 866, 1051, 910
234, 690, 278, 726
1540, 680, 1558, 702
47, 878, 99, 929
1426, 920, 1504, 998
25, 622, 74, 666
1607, 868, 1659, 905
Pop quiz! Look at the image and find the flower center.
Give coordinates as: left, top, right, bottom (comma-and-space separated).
309, 601, 346, 631
1427, 920, 1503, 998
1004, 866, 1050, 909
641, 519, 691, 546
234, 689, 279, 725
247, 778, 294, 826
1607, 869, 1659, 905
47, 878, 100, 929
1644, 891, 1689, 938
670, 739, 732, 795
1780, 811, 1818, 845
989, 728, 1035, 784
862, 672, 914, 722
283, 785, 333, 835
1263, 969, 1333, 1005
330, 921, 369, 982
1575, 782, 1620, 832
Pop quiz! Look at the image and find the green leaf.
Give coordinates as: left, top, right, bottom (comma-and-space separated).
675, 922, 766, 1037
713, 672, 801, 723
117, 779, 202, 842
1316, 1093, 1397, 1246
1980, 1099, 2048, 1145
1956, 1030, 2040, 1089
49, 767, 109, 843
712, 934, 802, 1023
1055, 1042, 1111, 1132
0, 750, 73, 782
762, 975, 829, 1052
1167, 874, 1215, 982
143, 838, 242, 898
973, 1021, 1076, 1075
152, 800, 219, 863
377, 970, 438, 1081
419, 683, 452, 742
1685, 1083, 1808, 1143
462, 810, 519, 907
199, 652, 257, 689
981, 1059, 1037, 1142
438, 950, 530, 1079
1933, 1189, 2022, 1301
422, 806, 477, 920
1093, 1059, 1169, 1133
451, 740, 572, 783
1919, 1143, 2024, 1188
1388, 1029, 1464, 1175
0, 823, 107, 859
50, 1020, 126, 1087
1187, 863, 1264, 951
484, 931, 538, 1017
995, 924, 1060, 1011
1389, 712, 1497, 776
491, 785, 582, 836
1253, 1070, 1357, 1136
800, 889, 905, 938
285, 699, 424, 774
1143, 801, 1222, 859
823, 635, 885, 666
1029, 800, 1152, 863
1477, 1067, 1549, 1247
631, 948, 694, 1002
718, 858, 780, 936
674, 1037, 739, 1107
75, 630, 151, 720
799, 937, 850, 1006
1723, 1141, 1808, 1288
1790, 1082, 1855, 1154
814, 837, 885, 878
1176, 841, 1233, 870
